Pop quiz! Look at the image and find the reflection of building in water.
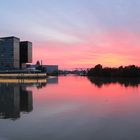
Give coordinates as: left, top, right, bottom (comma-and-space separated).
0, 83, 33, 120
0, 77, 58, 119
36, 77, 58, 89
20, 87, 33, 112
47, 77, 58, 84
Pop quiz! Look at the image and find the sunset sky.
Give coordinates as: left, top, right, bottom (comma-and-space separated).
0, 0, 140, 69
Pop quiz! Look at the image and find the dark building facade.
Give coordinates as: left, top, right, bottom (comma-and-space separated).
20, 41, 32, 69
0, 36, 20, 69
43, 65, 58, 74
0, 36, 32, 70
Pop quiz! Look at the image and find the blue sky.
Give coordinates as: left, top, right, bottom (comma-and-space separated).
1, 0, 140, 41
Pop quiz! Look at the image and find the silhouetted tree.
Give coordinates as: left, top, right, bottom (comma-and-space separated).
36, 61, 40, 66
87, 65, 140, 78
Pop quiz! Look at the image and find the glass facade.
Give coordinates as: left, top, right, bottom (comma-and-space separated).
0, 37, 20, 69
0, 36, 32, 70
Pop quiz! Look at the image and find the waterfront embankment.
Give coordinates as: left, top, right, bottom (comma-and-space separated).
0, 73, 47, 79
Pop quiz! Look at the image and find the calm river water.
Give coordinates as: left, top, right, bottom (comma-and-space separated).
0, 75, 140, 140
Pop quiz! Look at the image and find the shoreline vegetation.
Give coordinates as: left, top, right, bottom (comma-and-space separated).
87, 64, 140, 78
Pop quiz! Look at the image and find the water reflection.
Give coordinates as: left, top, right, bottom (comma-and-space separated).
88, 77, 140, 88
37, 77, 58, 89
0, 77, 58, 120
0, 83, 33, 120
47, 77, 58, 84
0, 76, 140, 140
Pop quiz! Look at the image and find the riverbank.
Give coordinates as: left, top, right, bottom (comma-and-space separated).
0, 78, 47, 84
0, 73, 47, 79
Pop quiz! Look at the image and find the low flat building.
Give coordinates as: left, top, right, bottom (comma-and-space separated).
43, 65, 58, 74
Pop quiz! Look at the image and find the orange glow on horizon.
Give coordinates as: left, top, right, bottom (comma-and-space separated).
32, 30, 140, 69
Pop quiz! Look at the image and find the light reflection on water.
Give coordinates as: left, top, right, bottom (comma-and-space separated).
0, 76, 140, 140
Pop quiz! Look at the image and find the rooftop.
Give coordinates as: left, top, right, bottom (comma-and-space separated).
0, 36, 20, 40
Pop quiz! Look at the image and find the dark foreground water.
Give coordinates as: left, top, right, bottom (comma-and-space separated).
0, 76, 140, 140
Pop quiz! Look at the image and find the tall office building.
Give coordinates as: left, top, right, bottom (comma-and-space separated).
20, 41, 32, 69
0, 36, 20, 69
0, 36, 32, 70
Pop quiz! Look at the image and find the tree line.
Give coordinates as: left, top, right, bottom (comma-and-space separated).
87, 64, 140, 77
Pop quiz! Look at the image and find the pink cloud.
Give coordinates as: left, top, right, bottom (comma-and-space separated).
33, 30, 140, 69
